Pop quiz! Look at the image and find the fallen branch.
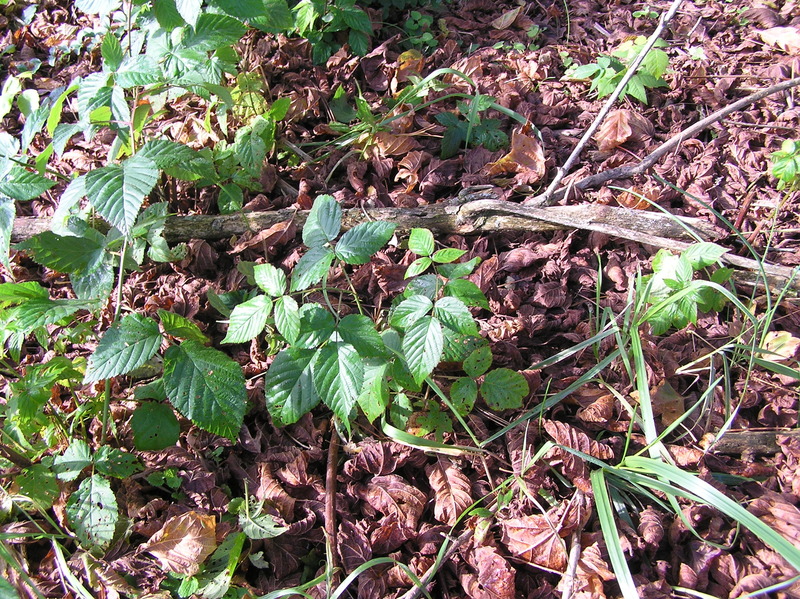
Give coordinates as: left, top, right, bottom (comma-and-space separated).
526, 75, 800, 207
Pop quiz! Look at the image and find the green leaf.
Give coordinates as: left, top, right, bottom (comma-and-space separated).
101, 32, 124, 71
434, 296, 479, 335
480, 368, 528, 410
175, 0, 201, 27
312, 342, 363, 425
233, 123, 268, 176
153, 0, 185, 28
253, 263, 287, 296
17, 464, 59, 510
263, 347, 318, 426
437, 256, 481, 280
131, 402, 180, 451
403, 316, 443, 384
239, 499, 288, 539
211, 0, 267, 21
290, 246, 335, 292
682, 242, 727, 269
404, 257, 432, 278
158, 309, 209, 344
408, 228, 434, 256
404, 273, 439, 300
0, 197, 13, 269
183, 13, 247, 51
84, 313, 162, 383
442, 278, 489, 309
295, 303, 335, 349
357, 359, 389, 423
341, 6, 371, 34
222, 295, 272, 344
335, 221, 396, 264
138, 139, 209, 173
432, 248, 467, 263
85, 154, 159, 235
464, 345, 492, 377
348, 30, 369, 56
390, 295, 433, 329
0, 281, 47, 303
218, 183, 243, 214
115, 55, 161, 88
12, 298, 88, 334
163, 341, 247, 440
302, 194, 341, 248
338, 314, 386, 358
274, 295, 300, 345
75, 0, 120, 14
66, 475, 118, 549
0, 166, 56, 201
450, 377, 477, 416
17, 231, 106, 275
53, 439, 92, 482
95, 446, 139, 478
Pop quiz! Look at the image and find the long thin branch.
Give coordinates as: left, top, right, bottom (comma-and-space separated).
527, 75, 800, 207
538, 0, 685, 205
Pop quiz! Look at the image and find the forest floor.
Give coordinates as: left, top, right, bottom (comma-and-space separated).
3, 0, 800, 597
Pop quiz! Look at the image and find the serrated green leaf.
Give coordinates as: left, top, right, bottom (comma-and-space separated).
84, 313, 162, 383
0, 197, 13, 269
0, 166, 56, 201
338, 313, 386, 358
222, 295, 272, 344
175, 0, 201, 27
163, 341, 247, 439
77, 72, 112, 121
17, 464, 59, 510
294, 303, 335, 349
403, 316, 443, 384
335, 221, 396, 264
432, 248, 467, 263
11, 298, 88, 334
233, 125, 267, 176
274, 295, 300, 345
153, 0, 185, 28
85, 154, 159, 235
131, 401, 180, 451
312, 342, 363, 425
253, 263, 287, 296
390, 295, 433, 329
404, 256, 432, 278
450, 377, 477, 416
437, 256, 481, 280
183, 13, 247, 51
66, 475, 118, 549
480, 368, 528, 410
53, 439, 92, 482
302, 194, 341, 248
239, 499, 288, 539
357, 359, 389, 423
16, 231, 106, 275
218, 183, 243, 214
464, 345, 492, 377
442, 278, 489, 309
263, 347, 318, 426
290, 246, 335, 292
138, 139, 208, 173
115, 55, 161, 89
158, 309, 208, 344
408, 228, 434, 256
683, 242, 727, 269
0, 281, 48, 303
75, 0, 120, 14
95, 446, 139, 478
102, 32, 124, 71
434, 296, 479, 335
404, 273, 439, 300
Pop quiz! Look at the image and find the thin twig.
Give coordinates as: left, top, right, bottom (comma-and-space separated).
325, 421, 341, 590
537, 0, 685, 206
525, 75, 800, 207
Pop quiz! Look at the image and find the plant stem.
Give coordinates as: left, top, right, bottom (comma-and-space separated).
325, 417, 341, 591
100, 242, 128, 445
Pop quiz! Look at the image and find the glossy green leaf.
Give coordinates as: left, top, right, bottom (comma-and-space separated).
175, 0, 201, 27
115, 55, 161, 88
437, 256, 481, 280
357, 359, 389, 423
218, 183, 243, 213
0, 166, 56, 200
294, 303, 335, 349
302, 194, 340, 248
85, 154, 159, 235
53, 439, 92, 482
163, 341, 247, 440
94, 447, 140, 479
434, 296, 479, 335
263, 347, 318, 426
222, 295, 272, 344
463, 345, 492, 377
312, 342, 363, 425
274, 295, 300, 345
84, 313, 162, 383
335, 221, 396, 264
183, 13, 247, 51
338, 313, 386, 357
480, 368, 528, 410
101, 32, 123, 71
450, 377, 477, 416
404, 256, 432, 279
158, 309, 209, 344
239, 498, 288, 539
408, 228, 434, 256
12, 298, 88, 334
17, 231, 106, 275
290, 246, 335, 292
390, 295, 432, 329
66, 475, 119, 550
253, 263, 287, 297
403, 316, 443, 384
432, 248, 467, 263
0, 281, 48, 303
131, 401, 180, 451
17, 464, 59, 510
443, 278, 489, 309
0, 197, 13, 269
682, 242, 727, 269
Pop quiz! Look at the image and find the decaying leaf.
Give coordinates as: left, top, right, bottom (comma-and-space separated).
762, 330, 800, 362
354, 474, 427, 529
491, 6, 522, 30
500, 513, 568, 571
484, 129, 546, 184
142, 511, 217, 576
760, 26, 800, 54
461, 545, 516, 599
391, 49, 425, 94
372, 130, 421, 157
594, 109, 654, 152
395, 150, 431, 192
425, 457, 473, 526
649, 380, 685, 426
543, 420, 614, 490
230, 221, 296, 254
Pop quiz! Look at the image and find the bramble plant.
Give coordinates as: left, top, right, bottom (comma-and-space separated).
771, 139, 800, 191
435, 94, 510, 159
403, 10, 438, 51
568, 36, 670, 104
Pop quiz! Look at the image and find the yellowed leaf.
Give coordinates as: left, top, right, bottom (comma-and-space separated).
760, 26, 800, 54
491, 6, 522, 30
649, 380, 685, 426
484, 130, 545, 184
142, 511, 217, 576
391, 49, 426, 94
762, 330, 800, 362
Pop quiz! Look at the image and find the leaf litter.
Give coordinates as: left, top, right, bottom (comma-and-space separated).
2, 0, 800, 597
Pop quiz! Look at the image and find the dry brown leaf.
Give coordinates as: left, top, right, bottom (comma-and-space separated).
229, 221, 296, 254
576, 392, 615, 426
394, 150, 430, 192
594, 109, 654, 152
425, 457, 473, 526
650, 380, 685, 426
500, 514, 568, 571
543, 420, 614, 490
637, 507, 665, 549
355, 474, 427, 529
491, 6, 522, 30
462, 545, 516, 599
762, 330, 800, 362
484, 130, 546, 184
760, 27, 800, 54
616, 186, 658, 210
142, 511, 216, 576
391, 49, 425, 94
372, 130, 421, 157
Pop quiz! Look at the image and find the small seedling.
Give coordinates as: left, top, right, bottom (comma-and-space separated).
435, 95, 509, 158
771, 139, 800, 191
404, 10, 438, 51
632, 5, 659, 19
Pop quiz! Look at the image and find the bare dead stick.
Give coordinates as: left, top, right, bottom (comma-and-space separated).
527, 76, 800, 208
537, 0, 685, 206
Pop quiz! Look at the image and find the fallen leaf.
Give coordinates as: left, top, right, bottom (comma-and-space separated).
762, 330, 800, 362
760, 26, 800, 54
484, 129, 546, 184
594, 109, 654, 152
500, 514, 568, 571
425, 457, 473, 526
142, 511, 217, 576
462, 545, 516, 599
650, 380, 685, 426
491, 6, 522, 30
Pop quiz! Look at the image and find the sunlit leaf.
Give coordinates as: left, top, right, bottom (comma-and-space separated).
66, 475, 119, 550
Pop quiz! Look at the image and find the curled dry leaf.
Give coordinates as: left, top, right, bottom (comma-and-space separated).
760, 27, 800, 54
649, 380, 685, 426
543, 420, 614, 491
461, 545, 516, 599
484, 130, 546, 185
638, 506, 665, 549
762, 330, 800, 361
425, 457, 473, 526
372, 130, 421, 157
141, 510, 216, 576
355, 474, 427, 529
594, 109, 655, 152
338, 519, 371, 573
500, 513, 568, 571
491, 6, 522, 30
229, 221, 296, 254
395, 150, 431, 192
